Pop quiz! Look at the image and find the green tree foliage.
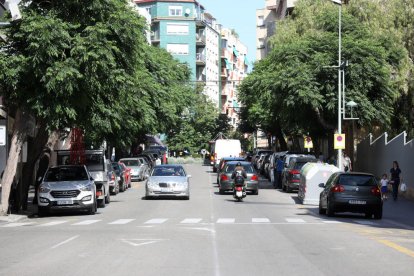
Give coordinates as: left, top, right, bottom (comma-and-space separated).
238, 0, 408, 144
167, 86, 219, 154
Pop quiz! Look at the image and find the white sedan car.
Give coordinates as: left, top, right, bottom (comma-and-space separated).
145, 165, 191, 200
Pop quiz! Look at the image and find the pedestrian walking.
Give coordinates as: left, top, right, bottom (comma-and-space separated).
380, 173, 388, 200
390, 161, 401, 201
343, 153, 352, 172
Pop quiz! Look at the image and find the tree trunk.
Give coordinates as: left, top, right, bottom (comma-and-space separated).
274, 122, 287, 151
0, 109, 29, 215
20, 127, 59, 210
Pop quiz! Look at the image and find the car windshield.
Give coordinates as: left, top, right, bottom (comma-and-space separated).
44, 167, 89, 182
339, 175, 376, 186
225, 164, 254, 173
121, 160, 139, 166
152, 166, 185, 177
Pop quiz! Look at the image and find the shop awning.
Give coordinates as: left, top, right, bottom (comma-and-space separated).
224, 58, 231, 70
233, 46, 239, 57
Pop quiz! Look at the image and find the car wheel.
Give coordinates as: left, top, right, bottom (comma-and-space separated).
373, 207, 382, 220
88, 201, 96, 215
282, 183, 286, 192
326, 199, 335, 217
105, 191, 110, 204
98, 198, 105, 208
219, 189, 225, 195
286, 185, 291, 193
319, 200, 326, 215
119, 182, 124, 192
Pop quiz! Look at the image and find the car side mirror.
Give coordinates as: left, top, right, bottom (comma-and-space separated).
187, 175, 192, 178
318, 183, 325, 188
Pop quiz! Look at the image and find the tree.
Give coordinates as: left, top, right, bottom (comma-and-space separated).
238, 0, 408, 152
0, 0, 150, 214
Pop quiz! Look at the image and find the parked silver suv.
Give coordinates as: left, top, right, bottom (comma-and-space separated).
37, 165, 97, 216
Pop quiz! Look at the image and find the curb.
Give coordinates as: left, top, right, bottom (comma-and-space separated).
0, 214, 28, 223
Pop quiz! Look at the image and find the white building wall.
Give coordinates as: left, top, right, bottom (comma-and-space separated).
204, 26, 220, 106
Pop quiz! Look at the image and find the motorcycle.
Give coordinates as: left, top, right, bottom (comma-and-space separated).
233, 175, 247, 202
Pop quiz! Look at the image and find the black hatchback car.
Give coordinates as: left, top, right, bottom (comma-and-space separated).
319, 172, 382, 219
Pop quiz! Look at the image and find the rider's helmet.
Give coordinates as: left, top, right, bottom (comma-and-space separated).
236, 162, 242, 167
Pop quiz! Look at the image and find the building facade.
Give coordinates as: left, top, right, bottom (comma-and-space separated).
134, 0, 220, 106
220, 28, 248, 128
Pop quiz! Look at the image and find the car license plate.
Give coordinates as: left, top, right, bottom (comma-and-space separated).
57, 200, 73, 205
236, 191, 243, 197
160, 188, 173, 193
349, 200, 366, 205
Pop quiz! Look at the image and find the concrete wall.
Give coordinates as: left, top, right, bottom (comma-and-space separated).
356, 132, 414, 199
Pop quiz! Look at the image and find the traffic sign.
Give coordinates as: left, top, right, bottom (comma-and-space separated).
334, 134, 345, 149
304, 136, 313, 149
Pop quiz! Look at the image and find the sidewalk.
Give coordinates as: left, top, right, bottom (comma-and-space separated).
382, 195, 414, 228
0, 187, 36, 223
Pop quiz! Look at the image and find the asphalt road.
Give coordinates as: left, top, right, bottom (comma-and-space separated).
1, 164, 414, 276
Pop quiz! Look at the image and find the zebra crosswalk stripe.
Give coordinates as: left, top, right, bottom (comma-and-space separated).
285, 218, 306, 223
38, 221, 67, 227
144, 218, 168, 224
2, 222, 34, 227
217, 218, 235, 224
180, 218, 202, 224
252, 218, 270, 223
108, 219, 136, 225
72, 220, 101, 226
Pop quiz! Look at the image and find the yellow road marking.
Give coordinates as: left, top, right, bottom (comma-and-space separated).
378, 239, 414, 258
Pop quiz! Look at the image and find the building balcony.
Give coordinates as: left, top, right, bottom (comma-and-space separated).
221, 68, 228, 78
151, 31, 160, 44
196, 33, 206, 46
196, 53, 206, 66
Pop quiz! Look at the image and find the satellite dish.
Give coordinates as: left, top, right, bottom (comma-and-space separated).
185, 8, 191, 15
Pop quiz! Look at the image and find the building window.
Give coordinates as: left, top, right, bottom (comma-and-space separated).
166, 43, 189, 55
257, 16, 264, 27
169, 6, 183, 16
166, 23, 189, 35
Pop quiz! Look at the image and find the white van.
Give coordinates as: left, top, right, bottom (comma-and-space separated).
211, 139, 242, 172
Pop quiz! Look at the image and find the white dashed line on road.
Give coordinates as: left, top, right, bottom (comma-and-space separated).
180, 218, 203, 224
217, 218, 235, 224
72, 220, 101, 226
252, 218, 270, 223
145, 218, 168, 224
285, 218, 306, 223
38, 221, 67, 227
108, 219, 136, 225
2, 222, 35, 227
51, 235, 79, 249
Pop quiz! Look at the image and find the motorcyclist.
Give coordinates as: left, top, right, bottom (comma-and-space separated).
231, 162, 247, 183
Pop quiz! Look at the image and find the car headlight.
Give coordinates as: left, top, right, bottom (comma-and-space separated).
80, 184, 93, 191
39, 185, 50, 193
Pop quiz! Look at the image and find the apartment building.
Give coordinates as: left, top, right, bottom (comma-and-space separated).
134, 0, 220, 107
256, 0, 298, 61
220, 28, 249, 128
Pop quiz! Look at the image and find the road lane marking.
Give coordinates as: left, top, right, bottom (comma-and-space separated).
285, 218, 306, 223
182, 227, 216, 233
38, 221, 67, 227
217, 218, 235, 224
108, 219, 136, 225
378, 239, 414, 258
180, 218, 202, 224
51, 235, 79, 249
2, 222, 34, 227
121, 239, 164, 247
145, 218, 168, 224
322, 220, 342, 224
353, 220, 378, 226
252, 218, 270, 223
72, 220, 101, 226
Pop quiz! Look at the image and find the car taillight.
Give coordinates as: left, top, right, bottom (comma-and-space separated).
96, 191, 102, 197
331, 185, 345, 193
371, 186, 381, 196
111, 174, 115, 181
251, 175, 258, 181
220, 175, 229, 181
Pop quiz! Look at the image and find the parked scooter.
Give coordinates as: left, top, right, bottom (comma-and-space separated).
233, 174, 246, 202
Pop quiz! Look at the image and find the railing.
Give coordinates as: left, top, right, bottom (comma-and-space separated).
151, 31, 160, 41
196, 53, 205, 62
196, 33, 206, 44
